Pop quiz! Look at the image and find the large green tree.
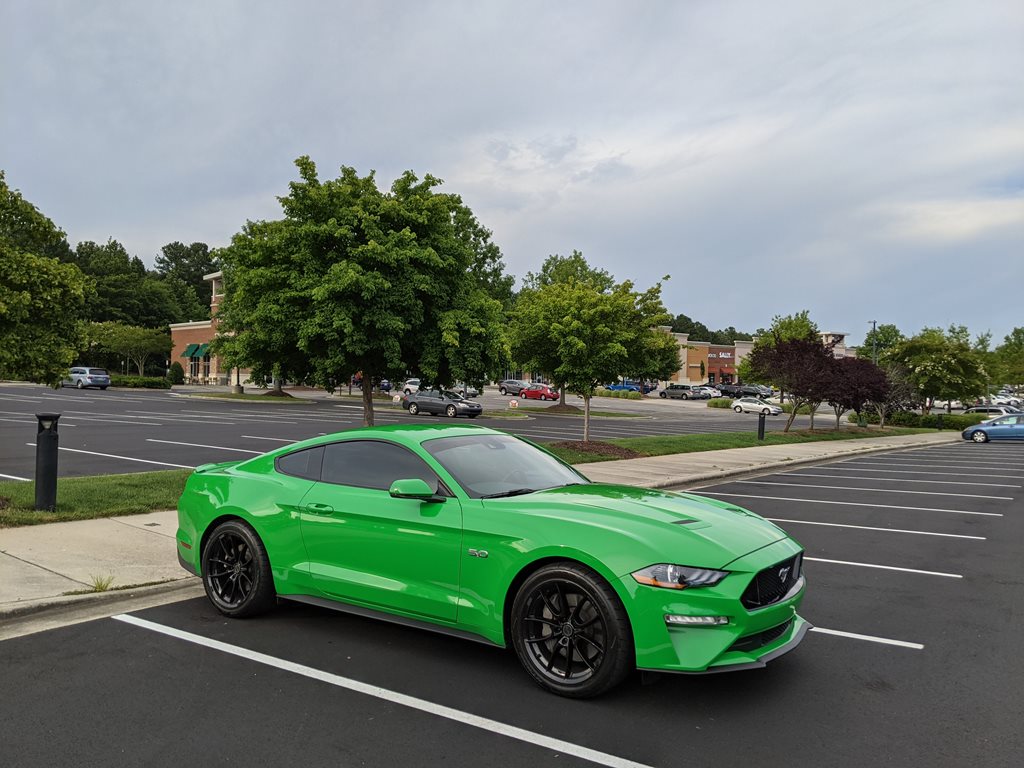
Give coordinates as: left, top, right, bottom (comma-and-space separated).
888, 327, 987, 410
155, 241, 217, 310
216, 157, 511, 424
862, 323, 904, 363
996, 328, 1024, 386
89, 322, 171, 376
1, 172, 92, 384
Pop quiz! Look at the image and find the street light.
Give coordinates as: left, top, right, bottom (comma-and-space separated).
869, 320, 877, 364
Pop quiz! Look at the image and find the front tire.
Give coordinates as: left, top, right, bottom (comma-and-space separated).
408, 402, 420, 415
100, 386, 108, 390
510, 563, 633, 699
734, 405, 742, 413
201, 520, 275, 618
972, 430, 988, 443
445, 404, 457, 418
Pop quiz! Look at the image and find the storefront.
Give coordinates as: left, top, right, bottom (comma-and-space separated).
707, 345, 736, 384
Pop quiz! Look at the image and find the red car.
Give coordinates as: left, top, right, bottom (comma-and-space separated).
521, 383, 558, 401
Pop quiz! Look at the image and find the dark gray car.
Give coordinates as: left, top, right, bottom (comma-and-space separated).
498, 380, 529, 396
401, 389, 483, 418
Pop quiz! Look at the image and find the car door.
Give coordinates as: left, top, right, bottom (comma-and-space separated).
988, 415, 1018, 440
298, 439, 463, 621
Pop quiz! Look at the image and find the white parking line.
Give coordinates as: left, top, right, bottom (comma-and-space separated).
242, 435, 297, 443
702, 492, 1002, 516
735, 480, 1012, 500
0, 472, 30, 481
146, 439, 263, 455
847, 459, 1024, 473
112, 614, 655, 768
25, 443, 194, 469
782, 472, 1021, 488
766, 517, 985, 540
804, 556, 962, 578
817, 466, 1024, 480
809, 627, 924, 650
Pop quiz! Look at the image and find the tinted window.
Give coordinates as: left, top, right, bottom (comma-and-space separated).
89, 369, 109, 375
321, 440, 439, 492
276, 446, 324, 480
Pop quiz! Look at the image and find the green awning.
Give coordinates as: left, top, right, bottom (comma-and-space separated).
181, 343, 199, 358
193, 343, 210, 358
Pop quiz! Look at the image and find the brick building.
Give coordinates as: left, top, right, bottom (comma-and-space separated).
169, 271, 249, 384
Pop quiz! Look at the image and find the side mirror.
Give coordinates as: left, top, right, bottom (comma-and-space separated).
389, 478, 445, 503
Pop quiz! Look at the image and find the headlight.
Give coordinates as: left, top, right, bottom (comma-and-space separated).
631, 564, 729, 590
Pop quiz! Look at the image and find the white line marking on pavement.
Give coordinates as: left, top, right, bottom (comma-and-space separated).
783, 472, 1021, 488
736, 480, 1012, 500
112, 614, 655, 768
146, 439, 262, 455
242, 435, 297, 442
25, 443, 194, 469
846, 459, 1024, 473
702, 492, 1002, 516
810, 627, 924, 650
804, 556, 962, 578
766, 517, 986, 540
816, 466, 1024, 480
0, 472, 30, 481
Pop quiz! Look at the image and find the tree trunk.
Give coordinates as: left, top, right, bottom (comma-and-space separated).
135, 356, 146, 376
362, 373, 375, 427
559, 385, 566, 406
583, 395, 591, 441
835, 409, 842, 429
808, 404, 816, 430
784, 402, 799, 432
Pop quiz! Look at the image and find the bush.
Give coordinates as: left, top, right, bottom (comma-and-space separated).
707, 398, 733, 409
110, 374, 172, 389
595, 388, 642, 400
848, 410, 987, 430
780, 402, 814, 414
168, 362, 185, 385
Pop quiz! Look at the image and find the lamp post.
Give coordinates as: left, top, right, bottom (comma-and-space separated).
869, 320, 877, 364
34, 413, 61, 511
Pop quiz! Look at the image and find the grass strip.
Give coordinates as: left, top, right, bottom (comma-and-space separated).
187, 393, 315, 404
546, 427, 933, 464
0, 469, 192, 527
514, 407, 644, 418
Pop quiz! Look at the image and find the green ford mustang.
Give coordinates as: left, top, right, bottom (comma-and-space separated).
177, 424, 808, 697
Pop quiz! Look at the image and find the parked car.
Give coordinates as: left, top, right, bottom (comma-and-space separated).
401, 378, 421, 394
733, 397, 782, 415
62, 367, 110, 390
697, 386, 722, 398
454, 382, 479, 398
717, 383, 743, 397
177, 423, 808, 698
931, 399, 962, 410
401, 389, 482, 418
498, 379, 529, 396
962, 414, 1024, 442
990, 394, 1022, 407
521, 384, 558, 401
659, 383, 705, 400
963, 405, 1021, 418
605, 382, 640, 392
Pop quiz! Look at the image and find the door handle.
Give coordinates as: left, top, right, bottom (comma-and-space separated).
304, 502, 334, 515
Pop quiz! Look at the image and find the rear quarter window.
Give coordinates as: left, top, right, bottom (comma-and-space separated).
275, 446, 324, 481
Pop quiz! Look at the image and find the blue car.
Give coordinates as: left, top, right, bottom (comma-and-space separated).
605, 382, 640, 392
962, 414, 1024, 443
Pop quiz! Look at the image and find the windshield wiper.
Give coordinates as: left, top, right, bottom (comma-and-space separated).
480, 488, 537, 499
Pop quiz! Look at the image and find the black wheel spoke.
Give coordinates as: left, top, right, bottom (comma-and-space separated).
553, 582, 568, 619
569, 595, 589, 624
564, 638, 575, 678
539, 589, 560, 618
523, 616, 559, 628
576, 634, 605, 655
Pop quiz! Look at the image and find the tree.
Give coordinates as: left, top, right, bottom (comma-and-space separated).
867, 364, 916, 428
862, 323, 904, 363
1, 172, 92, 384
740, 310, 820, 387
512, 277, 677, 441
888, 328, 987, 410
746, 335, 835, 432
155, 241, 217, 309
996, 328, 1024, 386
522, 250, 614, 293
670, 313, 711, 341
90, 322, 171, 376
826, 357, 890, 429
217, 157, 512, 425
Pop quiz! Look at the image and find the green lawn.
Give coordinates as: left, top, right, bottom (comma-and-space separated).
191, 393, 315, 404
0, 469, 192, 527
545, 427, 933, 464
514, 406, 644, 418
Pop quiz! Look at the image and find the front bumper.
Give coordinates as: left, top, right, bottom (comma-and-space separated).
626, 538, 809, 673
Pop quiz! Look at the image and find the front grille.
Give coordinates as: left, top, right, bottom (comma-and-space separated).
740, 553, 802, 610
729, 619, 793, 653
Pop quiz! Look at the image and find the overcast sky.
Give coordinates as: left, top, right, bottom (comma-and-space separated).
3, 0, 1022, 345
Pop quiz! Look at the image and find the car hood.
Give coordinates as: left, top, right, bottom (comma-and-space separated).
501, 483, 789, 569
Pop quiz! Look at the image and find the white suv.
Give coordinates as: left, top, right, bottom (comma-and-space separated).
401, 378, 421, 394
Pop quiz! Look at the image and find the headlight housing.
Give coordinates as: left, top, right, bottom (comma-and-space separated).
632, 564, 729, 590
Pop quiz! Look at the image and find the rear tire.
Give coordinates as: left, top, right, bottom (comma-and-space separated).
499, 387, 507, 395
201, 520, 275, 618
100, 386, 108, 390
76, 380, 84, 389
659, 392, 666, 399
762, 408, 770, 415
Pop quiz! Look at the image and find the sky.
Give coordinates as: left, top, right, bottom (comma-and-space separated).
2, 0, 1022, 346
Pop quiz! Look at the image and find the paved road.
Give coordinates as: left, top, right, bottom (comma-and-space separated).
0, 384, 815, 479
1, 441, 1020, 766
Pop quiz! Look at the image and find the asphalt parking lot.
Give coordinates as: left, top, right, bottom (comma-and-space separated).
0, 384, 812, 479
1, 441, 1020, 766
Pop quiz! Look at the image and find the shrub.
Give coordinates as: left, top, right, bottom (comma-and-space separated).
168, 362, 185, 385
780, 402, 814, 414
847, 410, 987, 430
707, 398, 733, 409
110, 374, 172, 389
594, 388, 642, 400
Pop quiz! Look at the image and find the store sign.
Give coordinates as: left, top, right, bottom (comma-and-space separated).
708, 352, 733, 359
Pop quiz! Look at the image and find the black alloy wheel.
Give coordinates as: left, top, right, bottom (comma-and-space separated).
446, 404, 457, 418
201, 520, 275, 618
511, 563, 633, 698
408, 402, 420, 415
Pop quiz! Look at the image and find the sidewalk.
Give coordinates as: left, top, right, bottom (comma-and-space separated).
0, 431, 958, 621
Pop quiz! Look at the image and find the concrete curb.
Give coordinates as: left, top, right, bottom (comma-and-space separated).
0, 576, 202, 621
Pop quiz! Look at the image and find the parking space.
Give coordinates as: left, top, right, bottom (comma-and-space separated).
1, 442, 1020, 765
0, 384, 808, 478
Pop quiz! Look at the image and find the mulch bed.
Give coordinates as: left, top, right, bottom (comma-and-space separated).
542, 403, 584, 414
549, 441, 646, 459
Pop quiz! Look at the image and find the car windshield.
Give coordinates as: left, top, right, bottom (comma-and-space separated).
423, 434, 586, 499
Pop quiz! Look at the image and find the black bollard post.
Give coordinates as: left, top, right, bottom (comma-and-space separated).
35, 413, 61, 511
757, 412, 766, 440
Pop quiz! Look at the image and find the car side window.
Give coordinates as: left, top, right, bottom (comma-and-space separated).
321, 440, 441, 492
276, 446, 324, 480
